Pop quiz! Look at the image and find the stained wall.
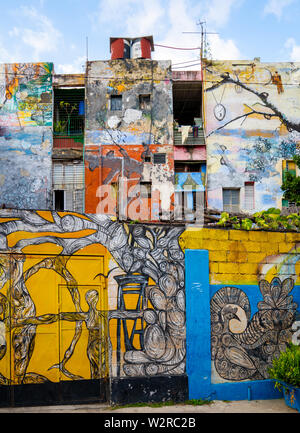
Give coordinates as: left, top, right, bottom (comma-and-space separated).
182, 227, 300, 400
0, 208, 299, 406
0, 63, 53, 210
0, 210, 186, 406
84, 59, 174, 218
203, 60, 300, 212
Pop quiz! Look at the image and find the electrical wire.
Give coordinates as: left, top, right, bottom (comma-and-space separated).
172, 59, 200, 66
172, 63, 202, 69
154, 44, 200, 50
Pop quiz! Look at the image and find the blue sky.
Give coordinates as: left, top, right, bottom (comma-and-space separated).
0, 0, 300, 73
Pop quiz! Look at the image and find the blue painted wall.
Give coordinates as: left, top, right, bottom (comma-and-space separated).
185, 249, 283, 401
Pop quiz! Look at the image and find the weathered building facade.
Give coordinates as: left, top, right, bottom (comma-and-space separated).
203, 59, 300, 213
0, 209, 299, 407
0, 37, 300, 409
0, 63, 53, 210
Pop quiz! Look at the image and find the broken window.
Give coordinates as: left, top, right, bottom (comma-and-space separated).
140, 182, 152, 198
52, 161, 84, 212
139, 94, 151, 110
110, 95, 122, 111
223, 188, 240, 213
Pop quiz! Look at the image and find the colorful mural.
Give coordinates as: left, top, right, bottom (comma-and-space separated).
203, 60, 300, 212
0, 210, 185, 405
211, 278, 297, 382
84, 59, 174, 217
183, 228, 300, 401
0, 210, 299, 405
0, 63, 53, 210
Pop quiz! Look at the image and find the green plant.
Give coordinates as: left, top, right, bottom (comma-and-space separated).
281, 155, 300, 206
58, 101, 78, 135
217, 207, 300, 232
268, 343, 300, 390
53, 120, 67, 133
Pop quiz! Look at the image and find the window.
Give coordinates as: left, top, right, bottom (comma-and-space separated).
175, 162, 202, 172
244, 182, 255, 211
110, 95, 122, 111
282, 160, 296, 182
140, 182, 151, 198
223, 188, 240, 213
54, 190, 65, 211
144, 156, 151, 163
53, 88, 85, 137
153, 153, 166, 164
139, 94, 151, 110
52, 161, 84, 212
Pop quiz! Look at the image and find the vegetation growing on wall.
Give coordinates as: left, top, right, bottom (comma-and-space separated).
217, 207, 300, 231
281, 155, 300, 206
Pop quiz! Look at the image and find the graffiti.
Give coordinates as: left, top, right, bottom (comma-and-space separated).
112, 224, 186, 377
211, 277, 298, 381
203, 60, 300, 211
0, 63, 53, 210
84, 59, 174, 215
0, 210, 185, 385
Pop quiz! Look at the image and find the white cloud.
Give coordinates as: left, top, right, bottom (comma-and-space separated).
206, 0, 243, 28
263, 0, 295, 19
13, 6, 62, 60
56, 56, 86, 74
208, 35, 241, 60
92, 0, 242, 68
285, 38, 300, 61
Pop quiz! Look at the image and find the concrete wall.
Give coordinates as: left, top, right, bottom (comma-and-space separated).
84, 59, 175, 218
203, 60, 300, 212
0, 63, 53, 210
0, 210, 186, 406
0, 208, 299, 406
181, 228, 300, 400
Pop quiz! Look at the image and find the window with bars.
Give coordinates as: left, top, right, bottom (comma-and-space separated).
223, 188, 240, 213
153, 153, 166, 164
110, 95, 122, 111
53, 88, 85, 137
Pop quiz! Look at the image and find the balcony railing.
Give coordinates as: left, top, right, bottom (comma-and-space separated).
53, 135, 84, 149
53, 116, 84, 149
174, 126, 205, 146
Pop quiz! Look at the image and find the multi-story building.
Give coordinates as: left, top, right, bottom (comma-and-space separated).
0, 38, 299, 218
203, 58, 300, 213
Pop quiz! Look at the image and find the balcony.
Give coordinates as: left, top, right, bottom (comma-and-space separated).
173, 125, 205, 146
53, 88, 84, 151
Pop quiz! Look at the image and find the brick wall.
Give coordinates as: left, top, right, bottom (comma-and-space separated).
180, 228, 300, 285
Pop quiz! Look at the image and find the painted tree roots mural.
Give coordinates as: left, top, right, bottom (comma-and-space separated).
0, 210, 185, 385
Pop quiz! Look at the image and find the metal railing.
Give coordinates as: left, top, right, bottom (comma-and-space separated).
173, 126, 205, 146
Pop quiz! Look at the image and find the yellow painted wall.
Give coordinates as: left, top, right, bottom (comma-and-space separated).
0, 212, 111, 386
180, 227, 300, 285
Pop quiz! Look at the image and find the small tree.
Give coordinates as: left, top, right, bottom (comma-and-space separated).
281, 155, 300, 206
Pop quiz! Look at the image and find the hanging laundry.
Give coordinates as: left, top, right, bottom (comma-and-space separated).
180, 125, 191, 144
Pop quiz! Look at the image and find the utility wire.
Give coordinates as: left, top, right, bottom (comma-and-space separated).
154, 44, 200, 50
172, 59, 200, 66
172, 63, 201, 69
